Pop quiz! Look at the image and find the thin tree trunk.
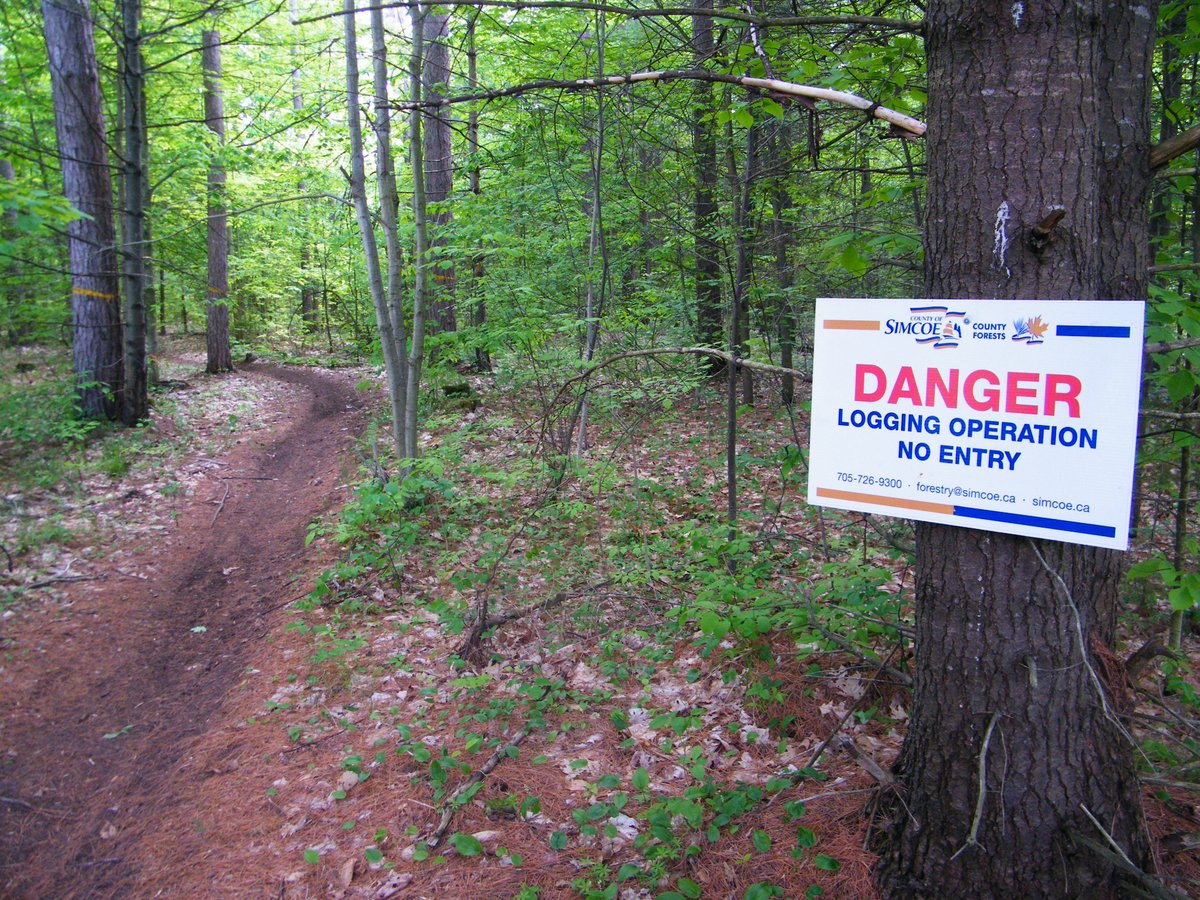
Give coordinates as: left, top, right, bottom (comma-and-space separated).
728, 118, 757, 406
421, 5, 455, 335
42, 0, 122, 419
345, 0, 407, 454
769, 125, 795, 407
575, 10, 607, 456
405, 2, 430, 457
466, 15, 490, 372
0, 157, 29, 345
119, 0, 148, 423
290, 0, 318, 335
202, 22, 233, 373
692, 0, 722, 358
878, 3, 1156, 895
369, 4, 413, 455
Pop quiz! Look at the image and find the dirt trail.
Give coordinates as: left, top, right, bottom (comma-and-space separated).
0, 364, 365, 899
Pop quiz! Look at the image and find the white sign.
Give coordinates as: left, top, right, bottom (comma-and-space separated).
806, 298, 1145, 550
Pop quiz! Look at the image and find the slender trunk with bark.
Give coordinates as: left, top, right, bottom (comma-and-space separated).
291, 0, 318, 335
406, 2, 430, 457
42, 0, 122, 418
202, 22, 233, 373
467, 15, 490, 372
877, 3, 1157, 896
421, 5, 455, 335
692, 0, 722, 358
575, 11, 607, 456
345, 1, 407, 454
119, 0, 148, 424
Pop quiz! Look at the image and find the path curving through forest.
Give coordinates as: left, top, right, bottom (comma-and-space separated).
0, 364, 365, 899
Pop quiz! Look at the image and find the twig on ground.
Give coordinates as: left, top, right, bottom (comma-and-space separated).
427, 728, 530, 848
209, 482, 230, 526
23, 575, 95, 589
0, 543, 12, 572
836, 734, 894, 786
810, 614, 912, 688
1078, 803, 1184, 900
485, 579, 616, 629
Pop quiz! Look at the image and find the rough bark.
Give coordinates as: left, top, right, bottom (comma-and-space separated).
406, 1, 430, 457
42, 0, 122, 419
466, 15, 490, 371
119, 0, 148, 424
421, 5, 455, 334
877, 3, 1156, 897
202, 23, 233, 373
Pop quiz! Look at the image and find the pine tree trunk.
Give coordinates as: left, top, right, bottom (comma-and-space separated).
406, 2, 430, 457
202, 23, 233, 374
877, 3, 1157, 896
119, 0, 148, 424
467, 15, 490, 372
422, 6, 455, 335
42, 0, 122, 419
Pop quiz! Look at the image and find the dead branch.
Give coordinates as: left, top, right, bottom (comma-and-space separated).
427, 728, 530, 849
387, 69, 927, 137
1077, 804, 1186, 900
209, 481, 230, 526
485, 579, 616, 629
1151, 122, 1200, 170
837, 734, 894, 786
22, 575, 96, 589
539, 346, 810, 452
1125, 640, 1177, 680
809, 614, 912, 688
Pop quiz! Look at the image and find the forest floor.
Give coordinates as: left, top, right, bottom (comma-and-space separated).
1, 338, 1199, 899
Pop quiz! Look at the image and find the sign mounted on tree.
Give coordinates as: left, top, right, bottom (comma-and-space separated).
807, 298, 1144, 550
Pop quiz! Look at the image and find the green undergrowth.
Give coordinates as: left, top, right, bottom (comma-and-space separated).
280, 377, 915, 895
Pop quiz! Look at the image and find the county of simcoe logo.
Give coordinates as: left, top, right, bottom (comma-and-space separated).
1012, 315, 1049, 344
883, 305, 966, 348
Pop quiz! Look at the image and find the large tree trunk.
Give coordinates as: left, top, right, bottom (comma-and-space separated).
119, 0, 148, 424
421, 5, 455, 335
877, 3, 1156, 897
202, 22, 233, 374
42, 0, 122, 419
691, 0, 722, 357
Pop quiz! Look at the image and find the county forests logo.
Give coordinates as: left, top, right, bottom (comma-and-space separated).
883, 305, 966, 349
1012, 315, 1049, 344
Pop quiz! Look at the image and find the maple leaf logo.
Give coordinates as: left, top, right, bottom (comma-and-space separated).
1027, 315, 1049, 339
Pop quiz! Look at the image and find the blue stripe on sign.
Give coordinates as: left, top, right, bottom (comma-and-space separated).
1055, 325, 1131, 338
953, 505, 1116, 538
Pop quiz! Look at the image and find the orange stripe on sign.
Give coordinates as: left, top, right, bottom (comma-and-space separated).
816, 487, 954, 516
822, 319, 880, 331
